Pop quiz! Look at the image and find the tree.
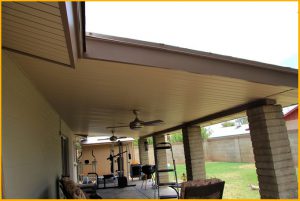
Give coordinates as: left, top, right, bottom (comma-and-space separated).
134, 126, 212, 145
221, 121, 235, 127
201, 127, 212, 139
168, 132, 183, 143
167, 127, 211, 142
133, 138, 138, 146
134, 137, 153, 146
147, 137, 153, 145
235, 117, 248, 126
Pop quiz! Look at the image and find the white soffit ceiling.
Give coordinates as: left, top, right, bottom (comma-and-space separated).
2, 2, 70, 65
6, 51, 297, 138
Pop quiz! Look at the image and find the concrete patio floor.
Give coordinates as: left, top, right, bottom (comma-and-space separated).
95, 179, 178, 199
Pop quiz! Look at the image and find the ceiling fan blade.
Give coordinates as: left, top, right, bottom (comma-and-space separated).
143, 120, 164, 126
97, 137, 110, 141
117, 136, 127, 139
106, 125, 128, 129
75, 134, 88, 137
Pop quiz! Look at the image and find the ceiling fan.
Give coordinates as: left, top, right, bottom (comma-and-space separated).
98, 129, 127, 142
107, 110, 164, 130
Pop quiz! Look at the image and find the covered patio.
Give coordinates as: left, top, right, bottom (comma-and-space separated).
2, 2, 298, 199
94, 180, 173, 199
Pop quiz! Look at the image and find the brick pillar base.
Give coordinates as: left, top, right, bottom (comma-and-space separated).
182, 125, 206, 181
153, 135, 169, 183
247, 104, 298, 199
138, 138, 149, 165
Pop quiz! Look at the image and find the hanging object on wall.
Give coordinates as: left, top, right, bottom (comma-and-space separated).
144, 140, 149, 151
128, 146, 132, 160
92, 150, 96, 160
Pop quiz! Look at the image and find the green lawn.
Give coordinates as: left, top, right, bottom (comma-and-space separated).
174, 162, 260, 199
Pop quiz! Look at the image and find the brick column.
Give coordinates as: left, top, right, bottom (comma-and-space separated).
247, 104, 298, 199
182, 125, 206, 181
138, 138, 149, 165
153, 134, 169, 183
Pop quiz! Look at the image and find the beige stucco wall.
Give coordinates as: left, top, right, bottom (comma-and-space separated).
2, 52, 75, 198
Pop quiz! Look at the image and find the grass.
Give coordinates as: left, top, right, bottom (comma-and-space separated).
173, 162, 260, 199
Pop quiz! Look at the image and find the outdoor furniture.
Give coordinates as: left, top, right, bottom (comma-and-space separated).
59, 176, 102, 199
102, 174, 116, 188
180, 178, 225, 199
141, 165, 156, 189
130, 164, 142, 180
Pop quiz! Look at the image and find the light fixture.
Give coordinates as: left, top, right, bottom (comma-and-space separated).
144, 140, 149, 151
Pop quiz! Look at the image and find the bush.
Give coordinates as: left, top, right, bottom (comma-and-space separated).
221, 121, 235, 127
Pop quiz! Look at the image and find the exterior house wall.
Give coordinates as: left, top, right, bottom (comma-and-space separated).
284, 109, 298, 121
3, 52, 75, 198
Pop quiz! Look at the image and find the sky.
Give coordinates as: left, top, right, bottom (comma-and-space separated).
86, 2, 298, 69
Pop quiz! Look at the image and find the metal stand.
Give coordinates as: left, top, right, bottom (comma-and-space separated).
99, 141, 136, 189
154, 142, 179, 199
77, 150, 98, 184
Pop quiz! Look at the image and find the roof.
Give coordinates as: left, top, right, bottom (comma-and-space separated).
2, 2, 75, 67
2, 2, 298, 138
208, 124, 250, 138
284, 105, 298, 121
208, 105, 298, 138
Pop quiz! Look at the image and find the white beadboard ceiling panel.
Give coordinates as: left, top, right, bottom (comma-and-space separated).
6, 50, 297, 138
2, 2, 70, 65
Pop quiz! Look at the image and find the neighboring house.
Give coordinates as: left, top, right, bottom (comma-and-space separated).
208, 124, 250, 138
283, 106, 298, 166
284, 106, 298, 130
204, 106, 298, 165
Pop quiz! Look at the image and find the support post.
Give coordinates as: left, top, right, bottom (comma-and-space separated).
153, 135, 170, 183
138, 138, 149, 165
247, 104, 298, 198
182, 125, 206, 181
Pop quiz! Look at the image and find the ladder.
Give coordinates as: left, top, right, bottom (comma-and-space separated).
154, 142, 179, 199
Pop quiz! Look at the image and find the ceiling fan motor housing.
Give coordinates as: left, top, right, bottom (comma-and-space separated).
110, 135, 118, 141
129, 118, 144, 130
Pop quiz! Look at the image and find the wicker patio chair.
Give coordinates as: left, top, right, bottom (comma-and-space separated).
180, 178, 225, 199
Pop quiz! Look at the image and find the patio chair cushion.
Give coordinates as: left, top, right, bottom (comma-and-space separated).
180, 178, 225, 199
61, 177, 86, 199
